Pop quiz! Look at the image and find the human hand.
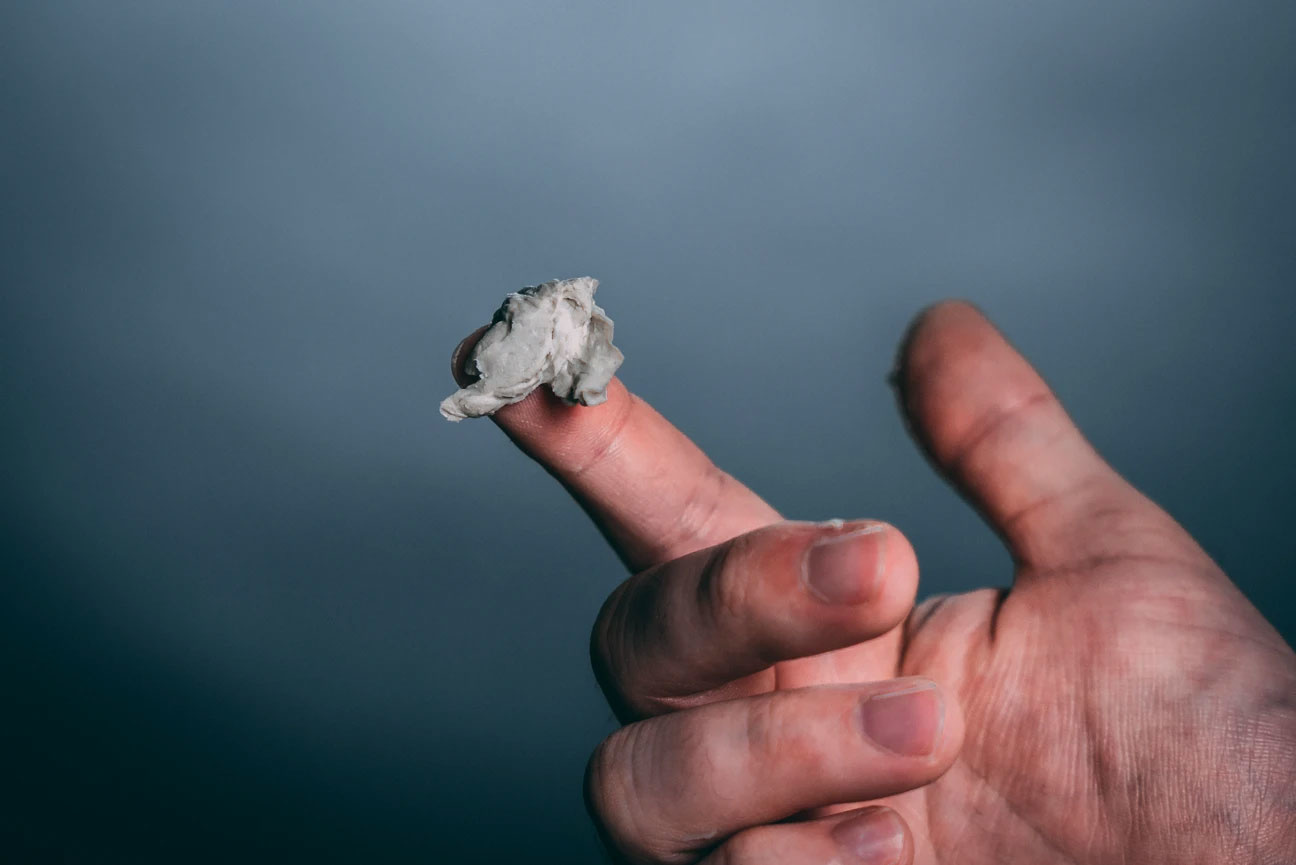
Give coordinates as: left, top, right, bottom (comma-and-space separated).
451, 302, 1296, 864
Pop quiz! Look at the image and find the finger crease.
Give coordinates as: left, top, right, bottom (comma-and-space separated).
654, 463, 729, 560
946, 389, 1056, 477
998, 473, 1110, 540
565, 392, 638, 478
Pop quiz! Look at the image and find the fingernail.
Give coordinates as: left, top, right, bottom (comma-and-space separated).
859, 680, 943, 757
450, 329, 483, 386
831, 808, 905, 865
801, 523, 887, 605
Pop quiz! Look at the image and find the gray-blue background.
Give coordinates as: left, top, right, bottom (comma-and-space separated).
3, 2, 1293, 862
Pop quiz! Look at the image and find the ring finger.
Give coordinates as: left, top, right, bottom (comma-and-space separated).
585, 678, 961, 864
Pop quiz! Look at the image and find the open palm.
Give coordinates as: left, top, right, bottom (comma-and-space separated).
456, 301, 1296, 863
868, 303, 1295, 863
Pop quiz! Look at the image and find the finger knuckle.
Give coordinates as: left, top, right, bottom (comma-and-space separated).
585, 725, 669, 863
701, 539, 752, 629
716, 826, 775, 864
590, 587, 629, 693
950, 388, 1060, 473
659, 463, 729, 557
742, 696, 783, 758
584, 731, 629, 834
742, 694, 832, 781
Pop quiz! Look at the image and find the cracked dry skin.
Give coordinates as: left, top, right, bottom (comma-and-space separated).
440, 277, 624, 421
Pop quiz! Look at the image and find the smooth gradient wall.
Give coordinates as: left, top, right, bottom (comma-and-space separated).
3, 2, 1294, 862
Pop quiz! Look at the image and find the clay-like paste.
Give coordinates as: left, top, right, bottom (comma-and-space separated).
440, 277, 624, 421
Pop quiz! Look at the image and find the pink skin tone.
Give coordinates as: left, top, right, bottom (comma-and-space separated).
453, 301, 1296, 865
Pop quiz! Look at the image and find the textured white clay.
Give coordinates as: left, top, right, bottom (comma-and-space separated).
440, 277, 624, 421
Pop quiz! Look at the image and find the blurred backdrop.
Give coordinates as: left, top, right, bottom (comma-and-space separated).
3, 2, 1294, 862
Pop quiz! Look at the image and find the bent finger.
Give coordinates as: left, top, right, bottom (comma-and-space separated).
702, 807, 912, 865
593, 520, 919, 719
585, 679, 961, 864
451, 328, 779, 571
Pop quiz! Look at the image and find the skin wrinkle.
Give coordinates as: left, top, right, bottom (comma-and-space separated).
594, 572, 659, 722
679, 713, 735, 860
563, 391, 638, 480
1075, 675, 1119, 860
900, 593, 956, 681
642, 671, 779, 717
1237, 708, 1273, 861
1074, 607, 1294, 862
646, 722, 693, 864
994, 473, 1112, 557
693, 540, 783, 680
653, 462, 733, 567
1132, 615, 1293, 662
1020, 552, 1212, 586
939, 389, 1058, 480
694, 559, 755, 676
623, 569, 674, 714
923, 609, 1089, 861
740, 697, 778, 800
586, 731, 633, 860
602, 534, 795, 720
1081, 649, 1132, 858
696, 540, 743, 642
945, 757, 1077, 863
984, 587, 1010, 643
1182, 702, 1266, 859
566, 303, 1296, 863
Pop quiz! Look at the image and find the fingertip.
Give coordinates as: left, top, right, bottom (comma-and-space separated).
724, 521, 920, 676
896, 299, 995, 390
447, 325, 635, 455
892, 296, 1043, 475
799, 521, 918, 619
892, 299, 1150, 569
913, 676, 965, 772
491, 375, 637, 469
875, 523, 920, 612
449, 325, 489, 387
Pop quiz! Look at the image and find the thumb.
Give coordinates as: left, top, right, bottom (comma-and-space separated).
894, 301, 1171, 572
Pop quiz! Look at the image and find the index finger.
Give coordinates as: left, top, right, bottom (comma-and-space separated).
451, 329, 780, 571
